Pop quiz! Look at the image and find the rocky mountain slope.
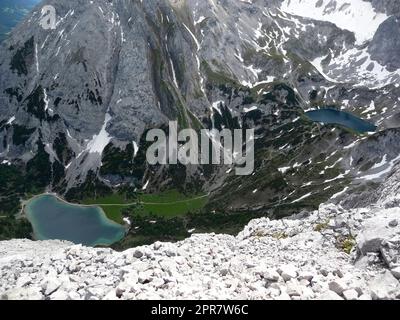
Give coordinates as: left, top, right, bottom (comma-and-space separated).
1, 0, 399, 209
1, 200, 399, 300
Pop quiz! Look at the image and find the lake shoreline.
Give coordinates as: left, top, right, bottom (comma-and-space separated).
305, 108, 377, 133
22, 192, 129, 226
24, 194, 127, 247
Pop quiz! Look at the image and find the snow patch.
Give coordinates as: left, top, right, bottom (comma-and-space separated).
6, 116, 15, 125
281, 0, 388, 45
278, 166, 291, 174
244, 106, 258, 113
142, 179, 150, 191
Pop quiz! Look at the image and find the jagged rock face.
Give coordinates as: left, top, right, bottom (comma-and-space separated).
0, 0, 399, 208
364, 0, 400, 16
369, 16, 400, 72
336, 129, 400, 209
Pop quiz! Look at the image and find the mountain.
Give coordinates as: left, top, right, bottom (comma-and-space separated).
1, 0, 400, 244
0, 0, 39, 43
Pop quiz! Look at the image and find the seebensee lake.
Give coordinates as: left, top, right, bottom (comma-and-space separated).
25, 194, 125, 247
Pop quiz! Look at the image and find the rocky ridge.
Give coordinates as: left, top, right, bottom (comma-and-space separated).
1, 201, 399, 300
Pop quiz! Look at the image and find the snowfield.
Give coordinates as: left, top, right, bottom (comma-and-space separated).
0, 203, 399, 300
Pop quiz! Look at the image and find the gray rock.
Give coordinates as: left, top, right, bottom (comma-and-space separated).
298, 272, 314, 282
299, 279, 310, 287
369, 271, 400, 300
358, 293, 372, 300
122, 271, 139, 285
328, 279, 347, 295
369, 16, 400, 72
389, 220, 398, 227
275, 292, 291, 300
16, 275, 32, 288
43, 279, 61, 296
132, 250, 144, 259
343, 289, 359, 300
333, 218, 347, 230
380, 236, 400, 268
138, 271, 153, 284
302, 287, 315, 300
131, 261, 150, 273
279, 265, 298, 282
85, 287, 106, 299
68, 263, 81, 273
114, 259, 126, 267
391, 267, 400, 280
50, 290, 69, 300
367, 253, 381, 265
333, 269, 344, 278
2, 287, 43, 300
319, 269, 330, 277
356, 210, 400, 256
220, 268, 229, 277
103, 290, 119, 300
263, 269, 280, 282
67, 291, 81, 300
286, 281, 302, 297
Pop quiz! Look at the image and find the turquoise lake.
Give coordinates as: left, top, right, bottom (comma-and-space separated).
305, 108, 377, 133
25, 194, 125, 247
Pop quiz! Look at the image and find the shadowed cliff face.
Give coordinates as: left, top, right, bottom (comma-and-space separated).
0, 0, 399, 214
0, 0, 210, 191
